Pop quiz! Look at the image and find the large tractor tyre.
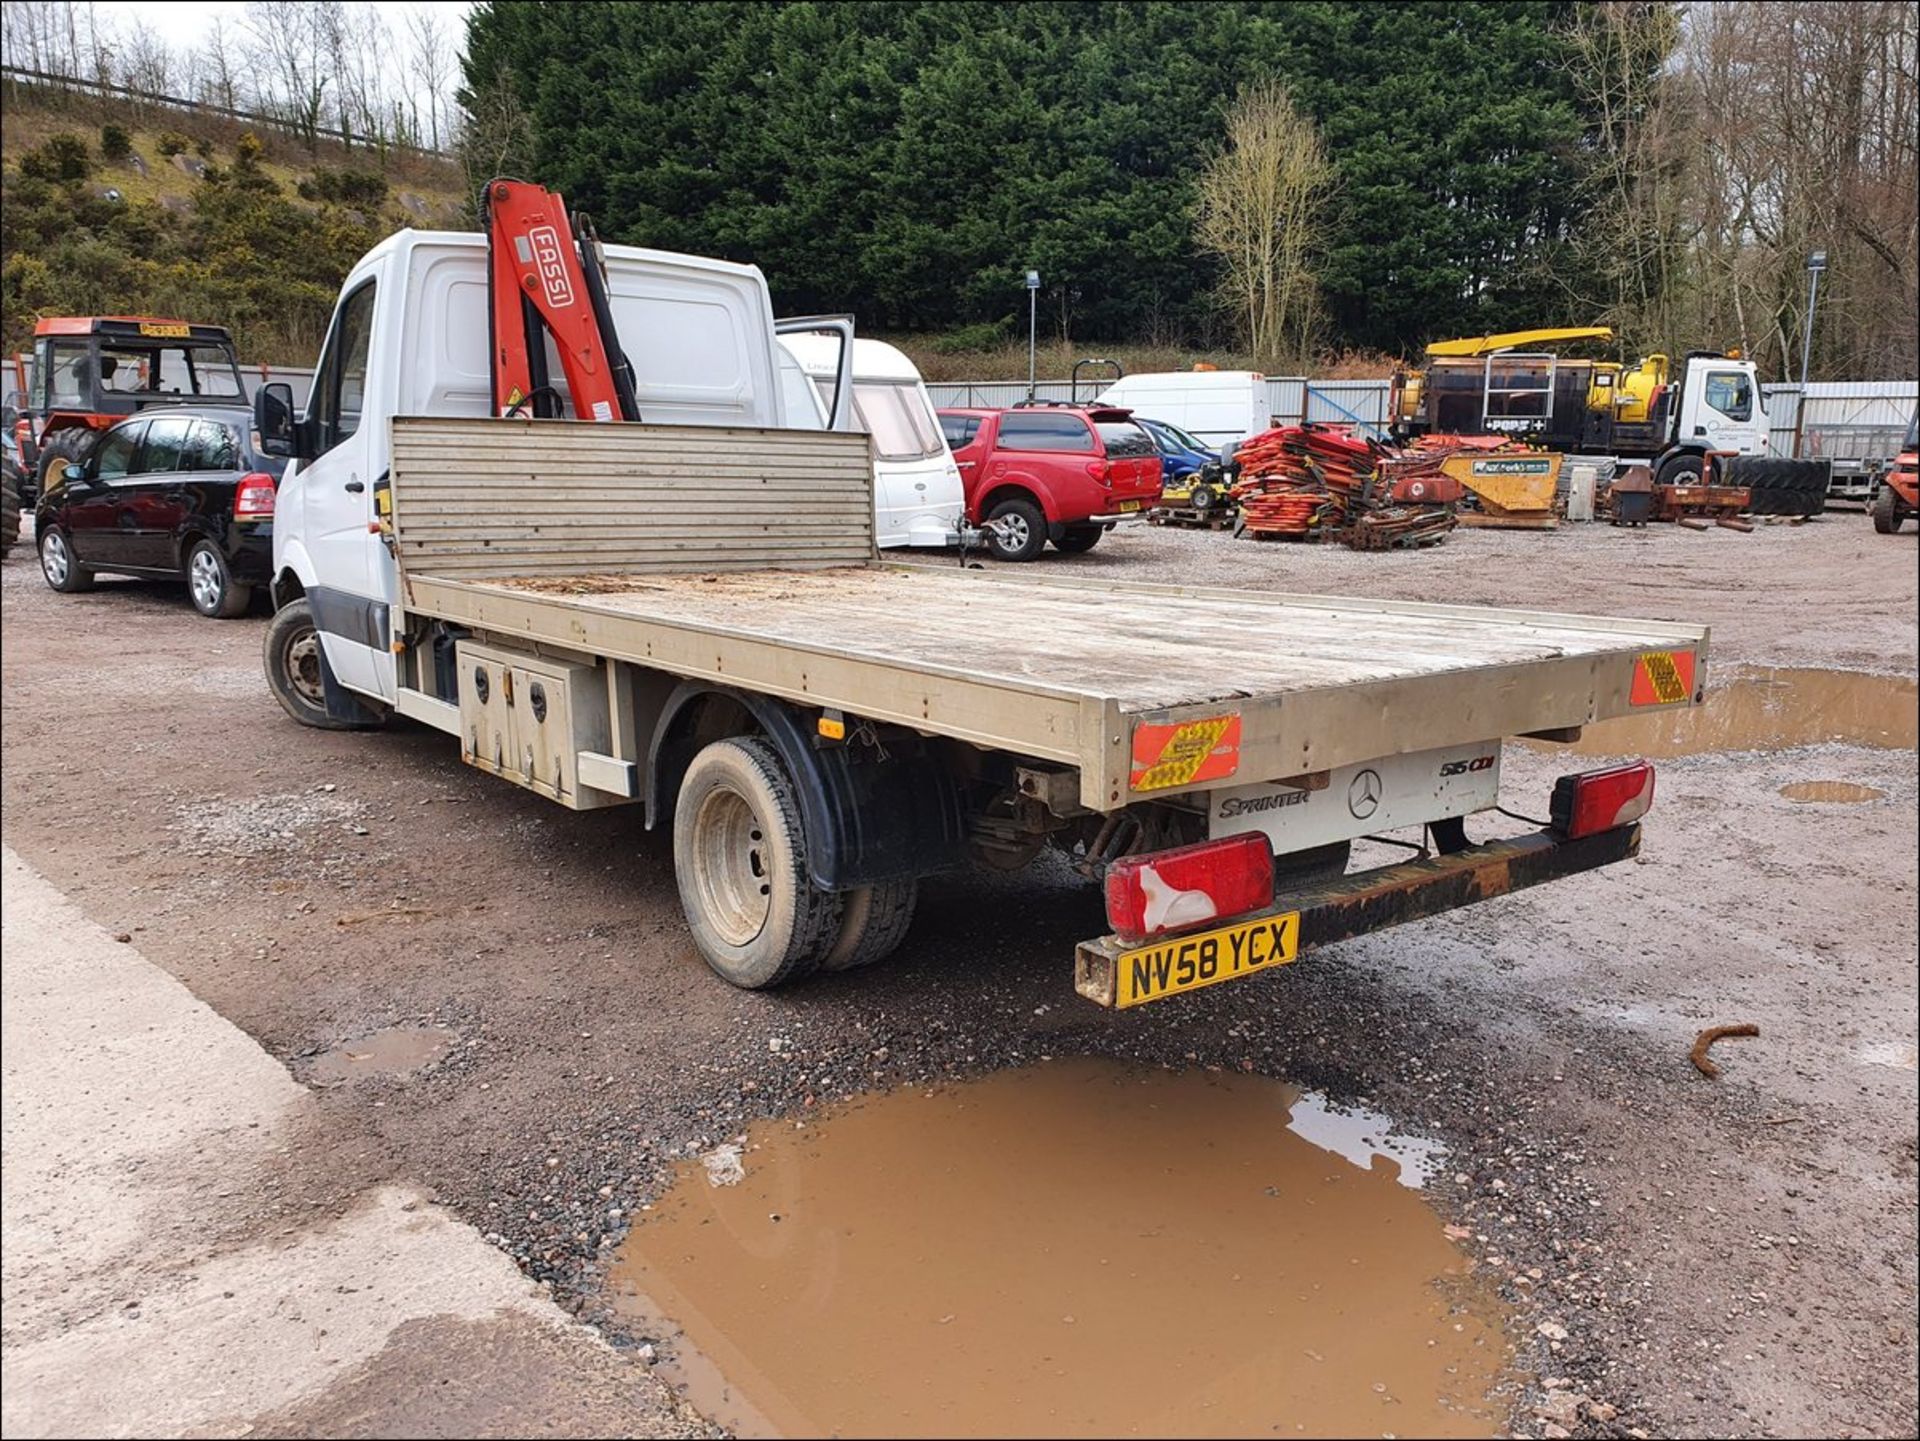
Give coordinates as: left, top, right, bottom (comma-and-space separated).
984, 495, 1048, 562
37, 526, 95, 592
1871, 486, 1904, 534
35, 427, 95, 498
263, 599, 357, 730
1053, 524, 1104, 554
1728, 458, 1828, 518
0, 467, 20, 559
673, 736, 843, 990
186, 540, 254, 619
819, 876, 919, 973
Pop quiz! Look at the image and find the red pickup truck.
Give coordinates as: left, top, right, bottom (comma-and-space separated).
938, 404, 1163, 560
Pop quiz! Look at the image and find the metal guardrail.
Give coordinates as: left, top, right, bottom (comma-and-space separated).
0, 65, 453, 157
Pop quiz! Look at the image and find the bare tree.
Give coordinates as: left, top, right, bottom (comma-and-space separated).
200, 14, 244, 111
245, 0, 338, 148
1194, 80, 1335, 369
458, 65, 533, 216
406, 5, 453, 152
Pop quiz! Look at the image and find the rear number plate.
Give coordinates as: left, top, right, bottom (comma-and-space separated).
1113, 912, 1299, 1008
1116, 499, 1142, 513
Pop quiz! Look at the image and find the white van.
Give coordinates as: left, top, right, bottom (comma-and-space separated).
777, 333, 967, 549
1096, 370, 1271, 452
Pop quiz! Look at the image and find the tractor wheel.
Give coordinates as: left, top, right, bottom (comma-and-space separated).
35, 427, 95, 498
1871, 485, 1902, 534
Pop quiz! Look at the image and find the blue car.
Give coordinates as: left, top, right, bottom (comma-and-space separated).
1136, 417, 1215, 486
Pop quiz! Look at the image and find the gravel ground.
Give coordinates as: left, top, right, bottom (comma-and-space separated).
1, 513, 1914, 1439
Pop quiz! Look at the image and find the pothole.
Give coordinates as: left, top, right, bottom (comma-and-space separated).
307, 1025, 456, 1086
1552, 667, 1916, 758
1777, 780, 1888, 803
612, 1058, 1505, 1438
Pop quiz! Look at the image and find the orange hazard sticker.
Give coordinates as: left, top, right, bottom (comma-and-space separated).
1630, 650, 1696, 707
1130, 714, 1242, 792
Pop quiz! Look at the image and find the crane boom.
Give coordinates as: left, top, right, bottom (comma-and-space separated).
1425, 327, 1615, 358
484, 178, 641, 423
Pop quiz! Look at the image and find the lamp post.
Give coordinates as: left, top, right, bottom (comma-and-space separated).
1025, 269, 1041, 401
1800, 250, 1827, 387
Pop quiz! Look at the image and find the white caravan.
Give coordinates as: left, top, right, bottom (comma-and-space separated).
1096, 370, 1270, 451
777, 333, 967, 549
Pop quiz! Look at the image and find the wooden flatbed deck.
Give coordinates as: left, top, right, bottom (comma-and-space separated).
389, 417, 1709, 811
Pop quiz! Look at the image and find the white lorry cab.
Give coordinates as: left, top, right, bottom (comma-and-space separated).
1096, 370, 1270, 452
776, 333, 966, 549
251, 220, 1705, 1004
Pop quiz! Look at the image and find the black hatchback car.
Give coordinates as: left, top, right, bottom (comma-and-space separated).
34, 406, 282, 618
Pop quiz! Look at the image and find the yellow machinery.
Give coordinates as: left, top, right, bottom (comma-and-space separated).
1397, 327, 1677, 434
1437, 450, 1564, 528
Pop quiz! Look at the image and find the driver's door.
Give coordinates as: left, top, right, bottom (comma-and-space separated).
293, 278, 389, 698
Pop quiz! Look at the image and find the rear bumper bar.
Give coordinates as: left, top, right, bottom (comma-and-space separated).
1073, 824, 1640, 1007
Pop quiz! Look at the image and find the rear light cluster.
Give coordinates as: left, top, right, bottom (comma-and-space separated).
1085, 459, 1112, 485
1104, 833, 1274, 945
233, 471, 277, 518
1551, 761, 1655, 839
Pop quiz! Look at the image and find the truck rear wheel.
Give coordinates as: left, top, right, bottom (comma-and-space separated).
819, 876, 918, 972
1053, 524, 1104, 554
674, 736, 842, 989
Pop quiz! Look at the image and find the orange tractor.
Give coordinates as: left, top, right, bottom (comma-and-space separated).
1871, 420, 1917, 534
10, 316, 248, 504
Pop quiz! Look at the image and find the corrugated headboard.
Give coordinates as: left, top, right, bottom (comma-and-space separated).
387, 416, 875, 580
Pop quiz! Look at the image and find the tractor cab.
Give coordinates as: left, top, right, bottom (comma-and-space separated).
16, 317, 247, 500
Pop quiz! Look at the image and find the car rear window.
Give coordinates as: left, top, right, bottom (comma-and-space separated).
940, 413, 983, 449
1094, 419, 1157, 458
996, 412, 1093, 451
852, 381, 943, 462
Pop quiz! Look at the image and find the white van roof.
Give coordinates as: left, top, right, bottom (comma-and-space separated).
778, 333, 923, 384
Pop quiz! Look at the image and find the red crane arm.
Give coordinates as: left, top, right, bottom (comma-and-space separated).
484, 178, 639, 422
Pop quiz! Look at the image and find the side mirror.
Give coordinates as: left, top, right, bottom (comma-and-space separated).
254, 382, 300, 459
63, 462, 88, 485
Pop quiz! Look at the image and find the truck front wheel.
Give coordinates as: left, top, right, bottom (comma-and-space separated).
675, 737, 842, 989
263, 598, 356, 730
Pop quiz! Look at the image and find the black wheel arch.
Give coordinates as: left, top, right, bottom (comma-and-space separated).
645, 682, 968, 890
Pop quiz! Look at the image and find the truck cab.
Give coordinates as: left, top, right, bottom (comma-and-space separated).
262, 228, 828, 709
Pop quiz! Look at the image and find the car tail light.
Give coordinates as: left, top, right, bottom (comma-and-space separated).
1104, 833, 1274, 944
233, 471, 277, 518
1550, 761, 1655, 839
1085, 459, 1112, 485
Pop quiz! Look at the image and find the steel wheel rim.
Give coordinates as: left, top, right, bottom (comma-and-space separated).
284, 629, 325, 706
691, 786, 771, 947
41, 531, 69, 585
189, 549, 222, 610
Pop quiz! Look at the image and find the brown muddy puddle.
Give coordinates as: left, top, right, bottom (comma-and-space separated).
307, 1024, 455, 1086
1777, 780, 1889, 803
1554, 666, 1917, 758
611, 1059, 1505, 1439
